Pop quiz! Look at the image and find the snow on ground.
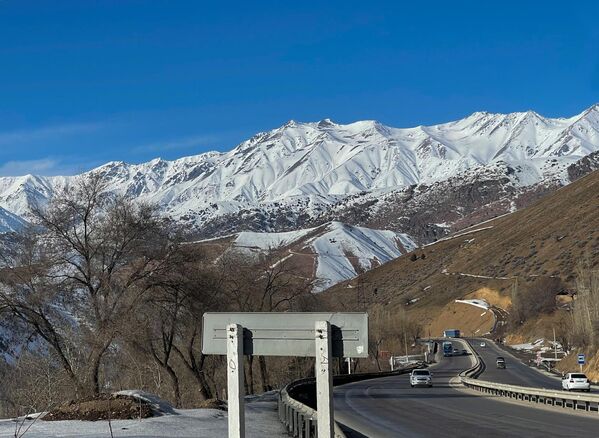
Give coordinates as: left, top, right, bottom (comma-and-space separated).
509, 338, 546, 351
115, 390, 177, 415
0, 392, 286, 438
455, 299, 490, 310
509, 338, 565, 354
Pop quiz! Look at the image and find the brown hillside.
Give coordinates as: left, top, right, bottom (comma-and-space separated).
319, 170, 599, 329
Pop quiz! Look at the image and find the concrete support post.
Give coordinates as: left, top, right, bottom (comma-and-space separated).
315, 320, 334, 438
227, 323, 245, 438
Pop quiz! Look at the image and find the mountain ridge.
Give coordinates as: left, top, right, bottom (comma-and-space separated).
1, 105, 599, 238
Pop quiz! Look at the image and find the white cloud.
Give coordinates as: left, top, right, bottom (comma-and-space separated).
0, 122, 103, 147
131, 134, 220, 154
0, 158, 101, 177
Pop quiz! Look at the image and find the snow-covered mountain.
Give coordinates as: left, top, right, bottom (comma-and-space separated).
210, 221, 416, 292
1, 105, 599, 240
0, 206, 27, 233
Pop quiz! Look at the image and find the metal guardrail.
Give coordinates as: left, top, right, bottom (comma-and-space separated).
461, 377, 599, 413
459, 339, 599, 414
279, 363, 424, 437
459, 340, 485, 379
278, 376, 347, 438
278, 379, 322, 438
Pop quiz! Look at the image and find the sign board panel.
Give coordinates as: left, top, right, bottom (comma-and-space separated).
578, 353, 585, 365
202, 312, 368, 358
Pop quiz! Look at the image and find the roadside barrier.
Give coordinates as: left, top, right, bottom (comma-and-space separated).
459, 340, 599, 414
461, 377, 599, 413
278, 363, 424, 437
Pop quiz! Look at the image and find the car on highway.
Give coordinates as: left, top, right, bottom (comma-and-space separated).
562, 373, 591, 392
453, 348, 460, 355
480, 341, 486, 347
410, 369, 433, 388
496, 357, 506, 369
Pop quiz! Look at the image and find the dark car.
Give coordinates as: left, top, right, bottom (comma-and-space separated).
496, 356, 506, 369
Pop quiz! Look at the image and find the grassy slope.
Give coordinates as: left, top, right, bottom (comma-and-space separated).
319, 170, 599, 331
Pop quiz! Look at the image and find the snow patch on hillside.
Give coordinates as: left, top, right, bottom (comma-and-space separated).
234, 228, 315, 250
455, 299, 490, 310
309, 222, 415, 291
225, 221, 415, 292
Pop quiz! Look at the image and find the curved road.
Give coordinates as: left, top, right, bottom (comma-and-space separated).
468, 338, 563, 389
334, 339, 599, 437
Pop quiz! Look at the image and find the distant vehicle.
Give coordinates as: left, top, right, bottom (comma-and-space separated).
480, 341, 486, 347
461, 349, 468, 356
443, 341, 453, 357
496, 357, 506, 369
443, 329, 461, 338
562, 373, 591, 392
410, 369, 433, 388
453, 348, 460, 355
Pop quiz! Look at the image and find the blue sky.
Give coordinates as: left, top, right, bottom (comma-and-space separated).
1, 0, 598, 176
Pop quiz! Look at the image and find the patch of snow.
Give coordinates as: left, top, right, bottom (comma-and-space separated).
0, 392, 285, 438
234, 228, 315, 250
115, 390, 176, 416
455, 299, 490, 310
307, 222, 415, 292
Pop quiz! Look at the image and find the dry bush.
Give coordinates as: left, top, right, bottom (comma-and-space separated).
571, 258, 599, 348
368, 305, 422, 371
510, 277, 563, 324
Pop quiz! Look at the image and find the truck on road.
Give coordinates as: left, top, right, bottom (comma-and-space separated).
442, 341, 453, 357
443, 329, 461, 338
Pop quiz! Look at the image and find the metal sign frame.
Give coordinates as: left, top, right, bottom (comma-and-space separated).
202, 312, 369, 357
202, 312, 369, 438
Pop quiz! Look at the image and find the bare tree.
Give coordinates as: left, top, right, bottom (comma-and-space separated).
511, 277, 562, 324
368, 306, 422, 371
219, 251, 312, 393
0, 174, 179, 397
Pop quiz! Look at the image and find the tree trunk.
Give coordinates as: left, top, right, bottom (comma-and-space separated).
165, 363, 181, 408
258, 356, 271, 392
86, 343, 110, 396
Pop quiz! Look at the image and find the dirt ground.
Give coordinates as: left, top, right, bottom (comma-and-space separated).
464, 287, 511, 309
43, 394, 153, 422
425, 300, 495, 338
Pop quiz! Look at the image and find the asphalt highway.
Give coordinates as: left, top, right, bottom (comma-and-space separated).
468, 338, 564, 389
334, 340, 599, 437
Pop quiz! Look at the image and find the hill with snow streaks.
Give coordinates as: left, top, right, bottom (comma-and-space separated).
1, 105, 599, 241
213, 221, 416, 292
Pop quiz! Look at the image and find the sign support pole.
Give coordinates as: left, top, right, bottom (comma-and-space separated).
315, 320, 334, 438
227, 323, 245, 438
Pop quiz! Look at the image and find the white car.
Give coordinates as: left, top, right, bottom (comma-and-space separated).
410, 369, 433, 388
480, 342, 486, 347
562, 373, 591, 392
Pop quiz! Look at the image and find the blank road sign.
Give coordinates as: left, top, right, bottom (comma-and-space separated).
202, 312, 368, 358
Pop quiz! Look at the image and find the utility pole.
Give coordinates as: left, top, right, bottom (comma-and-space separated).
553, 327, 558, 361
